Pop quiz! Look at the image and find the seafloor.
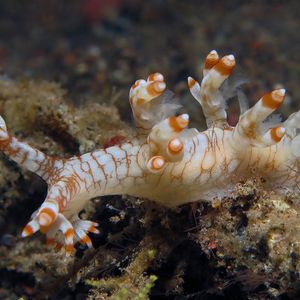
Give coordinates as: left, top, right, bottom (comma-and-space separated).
1, 1, 300, 299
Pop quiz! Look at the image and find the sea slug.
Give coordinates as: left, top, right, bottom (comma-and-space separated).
1, 50, 299, 255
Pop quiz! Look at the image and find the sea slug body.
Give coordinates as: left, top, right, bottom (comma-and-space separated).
1, 50, 299, 255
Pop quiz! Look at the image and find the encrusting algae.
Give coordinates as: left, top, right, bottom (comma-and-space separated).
1, 51, 300, 298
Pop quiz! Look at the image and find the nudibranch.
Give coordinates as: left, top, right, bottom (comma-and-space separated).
1, 50, 299, 255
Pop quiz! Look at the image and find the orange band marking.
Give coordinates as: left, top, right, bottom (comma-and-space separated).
80, 235, 92, 245
270, 127, 284, 142
147, 73, 163, 82
214, 56, 235, 76
65, 228, 74, 239
262, 91, 284, 109
188, 77, 196, 89
23, 224, 34, 236
39, 207, 56, 223
169, 115, 188, 132
168, 139, 183, 154
146, 82, 165, 96
150, 156, 165, 170
204, 52, 219, 70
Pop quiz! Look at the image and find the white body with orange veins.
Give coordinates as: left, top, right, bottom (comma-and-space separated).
61, 126, 290, 214
1, 50, 300, 254
56, 132, 225, 214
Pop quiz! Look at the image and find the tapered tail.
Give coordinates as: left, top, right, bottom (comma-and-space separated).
0, 115, 58, 182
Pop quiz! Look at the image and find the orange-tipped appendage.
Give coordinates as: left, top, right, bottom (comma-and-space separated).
21, 224, 34, 237
79, 235, 93, 248
147, 156, 166, 172
204, 50, 220, 70
38, 208, 56, 227
88, 225, 100, 234
147, 72, 164, 82
146, 81, 166, 97
64, 228, 75, 241
169, 114, 189, 132
168, 138, 184, 154
188, 77, 197, 89
270, 126, 285, 142
262, 89, 286, 109
214, 54, 236, 76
